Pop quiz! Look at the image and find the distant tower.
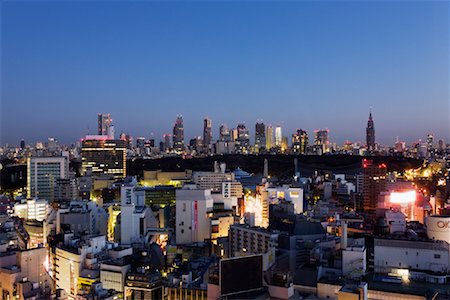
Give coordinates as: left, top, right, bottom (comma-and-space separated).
20, 139, 25, 150
203, 117, 212, 153
266, 125, 274, 150
366, 110, 375, 152
255, 121, 266, 152
173, 115, 185, 152
275, 125, 282, 147
98, 113, 112, 136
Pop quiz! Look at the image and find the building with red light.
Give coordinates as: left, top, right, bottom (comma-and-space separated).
362, 159, 387, 214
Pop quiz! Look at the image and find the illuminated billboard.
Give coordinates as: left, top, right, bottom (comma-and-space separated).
390, 190, 416, 204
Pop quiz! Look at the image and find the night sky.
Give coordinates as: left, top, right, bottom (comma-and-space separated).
1, 1, 449, 145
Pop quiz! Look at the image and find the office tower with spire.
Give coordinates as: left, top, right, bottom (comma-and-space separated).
173, 115, 185, 153
255, 121, 266, 152
366, 110, 375, 152
203, 117, 212, 153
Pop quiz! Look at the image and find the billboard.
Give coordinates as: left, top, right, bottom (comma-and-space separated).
220, 254, 263, 297
427, 216, 450, 243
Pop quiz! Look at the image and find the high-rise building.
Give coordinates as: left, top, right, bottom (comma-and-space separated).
366, 111, 375, 152
172, 115, 184, 152
292, 129, 308, 154
314, 129, 329, 153
81, 138, 126, 179
27, 155, 69, 200
163, 134, 172, 152
266, 125, 274, 150
236, 123, 250, 154
203, 117, 212, 153
20, 139, 25, 150
255, 122, 266, 152
362, 159, 387, 213
427, 133, 434, 157
98, 113, 112, 136
275, 125, 282, 147
219, 124, 231, 142
136, 137, 146, 155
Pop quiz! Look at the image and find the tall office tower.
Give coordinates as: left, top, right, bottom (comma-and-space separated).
20, 139, 25, 150
427, 133, 434, 156
27, 154, 69, 200
163, 134, 172, 152
172, 115, 185, 152
255, 122, 266, 152
275, 125, 282, 147
362, 159, 387, 214
266, 125, 274, 150
203, 117, 212, 153
120, 133, 133, 149
292, 129, 308, 154
236, 123, 250, 153
98, 113, 112, 136
366, 111, 375, 152
314, 129, 329, 153
219, 124, 231, 141
81, 137, 126, 179
136, 137, 146, 154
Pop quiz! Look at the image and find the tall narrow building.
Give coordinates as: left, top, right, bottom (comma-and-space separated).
255, 122, 266, 152
275, 125, 282, 147
173, 115, 185, 153
203, 117, 212, 153
266, 125, 274, 150
366, 110, 375, 152
98, 113, 112, 136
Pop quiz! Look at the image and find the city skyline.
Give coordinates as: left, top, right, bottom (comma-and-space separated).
2, 1, 449, 145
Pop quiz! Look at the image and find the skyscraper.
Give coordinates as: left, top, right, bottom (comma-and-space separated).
275, 125, 282, 147
236, 123, 250, 153
314, 129, 329, 153
203, 117, 212, 153
98, 113, 112, 136
362, 159, 387, 213
172, 115, 185, 153
366, 111, 375, 152
255, 122, 266, 152
219, 124, 231, 142
266, 125, 274, 150
292, 129, 308, 154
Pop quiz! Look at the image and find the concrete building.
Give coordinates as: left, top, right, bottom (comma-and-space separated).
57, 201, 108, 237
14, 198, 49, 222
119, 180, 158, 245
374, 237, 450, 283
54, 235, 107, 298
81, 138, 126, 179
267, 185, 304, 214
193, 163, 235, 193
27, 155, 69, 201
176, 185, 213, 244
229, 224, 278, 271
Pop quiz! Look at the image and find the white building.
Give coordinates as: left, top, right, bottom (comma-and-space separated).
374, 237, 450, 284
120, 180, 158, 245
14, 199, 49, 222
27, 155, 69, 201
175, 185, 213, 244
426, 215, 450, 244
267, 185, 303, 214
55, 235, 106, 298
193, 163, 235, 193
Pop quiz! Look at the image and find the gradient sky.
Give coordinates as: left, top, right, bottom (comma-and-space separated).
1, 0, 449, 146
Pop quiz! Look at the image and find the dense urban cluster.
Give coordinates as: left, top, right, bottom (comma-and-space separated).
0, 113, 450, 299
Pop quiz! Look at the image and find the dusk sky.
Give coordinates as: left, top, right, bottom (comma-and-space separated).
1, 1, 449, 146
